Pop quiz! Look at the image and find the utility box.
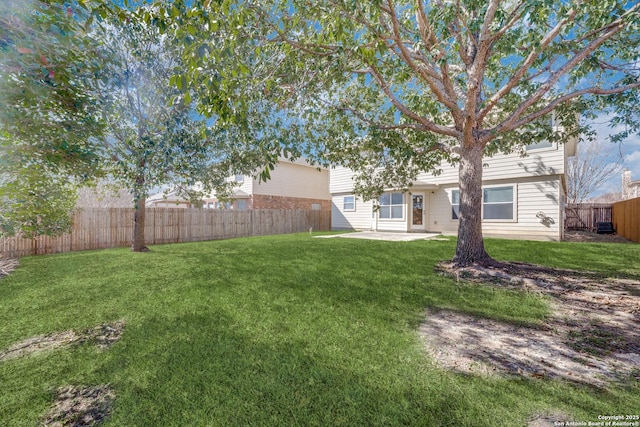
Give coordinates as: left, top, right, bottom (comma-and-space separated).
596, 222, 615, 234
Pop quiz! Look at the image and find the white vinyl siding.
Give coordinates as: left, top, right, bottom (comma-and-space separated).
330, 141, 566, 196
252, 162, 330, 200
412, 146, 565, 184
430, 178, 562, 241
331, 195, 373, 230
330, 165, 359, 193
328, 142, 569, 240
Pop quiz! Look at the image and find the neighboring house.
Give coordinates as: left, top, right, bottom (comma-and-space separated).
147, 158, 331, 211
146, 188, 201, 209
622, 169, 640, 200
331, 137, 577, 241
587, 170, 640, 203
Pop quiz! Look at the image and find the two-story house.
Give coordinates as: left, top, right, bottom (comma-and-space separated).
330, 138, 577, 241
148, 158, 332, 212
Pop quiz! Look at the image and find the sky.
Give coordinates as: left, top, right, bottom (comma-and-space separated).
588, 116, 640, 198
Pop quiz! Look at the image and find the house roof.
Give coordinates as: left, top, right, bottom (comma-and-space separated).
232, 189, 250, 198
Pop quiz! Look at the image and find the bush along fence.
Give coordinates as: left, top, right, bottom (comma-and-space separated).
564, 203, 613, 232
0, 208, 332, 258
612, 197, 640, 243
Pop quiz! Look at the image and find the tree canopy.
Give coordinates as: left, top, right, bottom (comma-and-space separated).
0, 1, 103, 237
3, 0, 639, 262
1, 1, 290, 249
176, 0, 640, 265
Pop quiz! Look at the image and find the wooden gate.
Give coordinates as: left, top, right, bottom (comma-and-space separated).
564, 203, 613, 232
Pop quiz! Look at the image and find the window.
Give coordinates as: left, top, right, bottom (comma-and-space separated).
235, 174, 244, 182
379, 192, 403, 219
343, 196, 355, 211
525, 140, 553, 150
483, 186, 514, 220
311, 203, 321, 211
236, 199, 248, 210
526, 115, 554, 150
451, 190, 460, 220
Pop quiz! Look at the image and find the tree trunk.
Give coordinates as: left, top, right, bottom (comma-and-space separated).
132, 196, 149, 252
452, 142, 495, 266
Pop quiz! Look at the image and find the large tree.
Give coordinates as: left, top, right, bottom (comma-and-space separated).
181, 0, 640, 266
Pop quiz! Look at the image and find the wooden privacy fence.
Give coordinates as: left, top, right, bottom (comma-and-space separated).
612, 197, 640, 243
564, 203, 613, 232
1, 208, 331, 258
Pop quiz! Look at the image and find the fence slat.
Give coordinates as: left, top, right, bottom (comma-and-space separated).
1, 208, 332, 258
613, 197, 640, 243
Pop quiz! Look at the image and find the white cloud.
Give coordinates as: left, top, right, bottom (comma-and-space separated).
625, 150, 640, 175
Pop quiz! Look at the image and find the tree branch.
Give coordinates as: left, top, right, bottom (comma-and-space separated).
478, 7, 577, 123
492, 12, 636, 138
382, 0, 460, 116
504, 82, 640, 135
367, 62, 460, 138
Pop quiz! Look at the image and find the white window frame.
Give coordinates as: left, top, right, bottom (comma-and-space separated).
378, 192, 404, 221
482, 184, 517, 222
525, 140, 554, 151
450, 185, 517, 222
451, 189, 460, 220
343, 195, 356, 212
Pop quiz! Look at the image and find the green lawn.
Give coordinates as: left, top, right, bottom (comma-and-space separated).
1, 234, 638, 426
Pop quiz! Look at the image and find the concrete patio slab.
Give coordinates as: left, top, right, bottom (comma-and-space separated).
315, 231, 442, 241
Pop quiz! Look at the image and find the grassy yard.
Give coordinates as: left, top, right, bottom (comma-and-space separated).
0, 234, 638, 426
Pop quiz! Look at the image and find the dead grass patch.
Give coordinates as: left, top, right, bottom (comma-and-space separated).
0, 257, 19, 279
0, 320, 125, 362
42, 385, 114, 427
421, 262, 640, 387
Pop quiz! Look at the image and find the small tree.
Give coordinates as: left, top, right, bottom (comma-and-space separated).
567, 138, 625, 204
89, 12, 223, 251
180, 0, 640, 266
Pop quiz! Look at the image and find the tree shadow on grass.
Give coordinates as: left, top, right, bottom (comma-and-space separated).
101, 310, 530, 427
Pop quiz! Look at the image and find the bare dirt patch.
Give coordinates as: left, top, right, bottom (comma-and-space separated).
563, 230, 633, 244
421, 263, 640, 388
0, 320, 125, 362
43, 385, 114, 427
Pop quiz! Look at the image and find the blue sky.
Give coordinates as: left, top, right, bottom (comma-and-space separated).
589, 116, 640, 197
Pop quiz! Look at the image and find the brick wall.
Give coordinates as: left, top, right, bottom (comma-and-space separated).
252, 194, 331, 211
